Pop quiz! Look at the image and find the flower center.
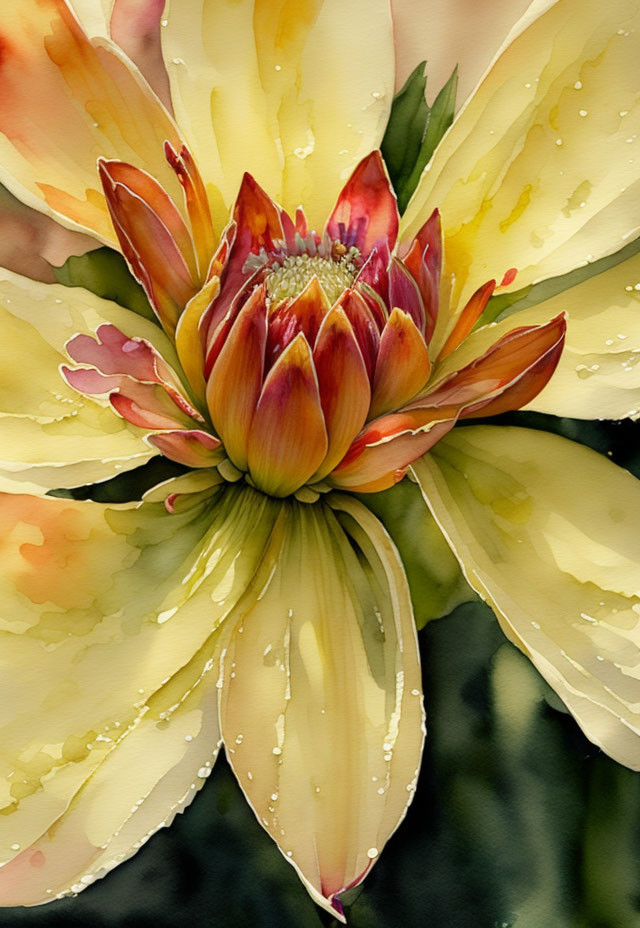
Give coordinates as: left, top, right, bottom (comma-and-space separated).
265, 249, 359, 304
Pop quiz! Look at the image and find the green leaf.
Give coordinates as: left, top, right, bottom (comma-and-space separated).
382, 64, 458, 214
53, 246, 157, 322
357, 477, 476, 629
401, 66, 458, 213
380, 61, 428, 205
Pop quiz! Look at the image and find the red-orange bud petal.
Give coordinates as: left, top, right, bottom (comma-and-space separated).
437, 279, 496, 361
370, 309, 431, 419
247, 334, 328, 497
206, 287, 268, 471
312, 307, 370, 480
325, 151, 399, 259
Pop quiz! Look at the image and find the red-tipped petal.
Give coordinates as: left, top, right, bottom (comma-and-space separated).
330, 411, 456, 492
334, 289, 381, 383
206, 287, 268, 471
325, 151, 399, 259
402, 208, 442, 343
312, 307, 370, 480
234, 172, 284, 255
437, 279, 497, 361
98, 161, 196, 334
164, 142, 215, 279
99, 158, 196, 276
370, 309, 431, 419
247, 334, 328, 497
460, 320, 567, 420
416, 314, 567, 414
266, 276, 330, 368
388, 257, 426, 333
147, 429, 222, 467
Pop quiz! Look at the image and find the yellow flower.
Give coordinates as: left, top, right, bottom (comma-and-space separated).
0, 0, 637, 919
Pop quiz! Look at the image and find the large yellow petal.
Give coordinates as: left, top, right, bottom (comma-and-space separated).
218, 494, 424, 919
0, 269, 178, 493
161, 0, 395, 230
0, 483, 281, 901
414, 426, 640, 770
400, 0, 640, 344
431, 251, 640, 420
0, 0, 184, 243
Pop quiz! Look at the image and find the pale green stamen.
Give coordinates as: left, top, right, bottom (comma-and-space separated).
265, 249, 359, 305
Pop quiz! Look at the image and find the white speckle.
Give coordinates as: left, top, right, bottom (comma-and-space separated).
367, 847, 379, 859
555, 138, 563, 146
579, 109, 588, 117
197, 766, 212, 778
574, 81, 583, 89
272, 747, 282, 756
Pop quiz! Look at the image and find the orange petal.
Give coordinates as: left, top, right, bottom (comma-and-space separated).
370, 309, 431, 418
99, 158, 197, 278
312, 307, 370, 480
418, 314, 567, 413
330, 411, 457, 492
247, 334, 328, 497
206, 287, 268, 471
461, 325, 567, 420
164, 142, 216, 279
0, 0, 183, 242
266, 276, 330, 368
98, 162, 196, 334
437, 279, 497, 361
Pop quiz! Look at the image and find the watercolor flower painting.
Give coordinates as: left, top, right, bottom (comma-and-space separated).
0, 0, 638, 924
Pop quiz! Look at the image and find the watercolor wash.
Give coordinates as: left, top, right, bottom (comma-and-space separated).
0, 0, 637, 924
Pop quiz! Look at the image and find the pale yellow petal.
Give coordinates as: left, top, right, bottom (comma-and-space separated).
0, 484, 281, 892
218, 494, 424, 918
0, 652, 221, 904
432, 250, 640, 420
161, 0, 395, 229
0, 0, 185, 242
414, 426, 640, 770
400, 0, 640, 348
0, 269, 178, 493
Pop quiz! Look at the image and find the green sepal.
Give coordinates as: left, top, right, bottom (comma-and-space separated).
356, 477, 476, 629
52, 246, 157, 322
